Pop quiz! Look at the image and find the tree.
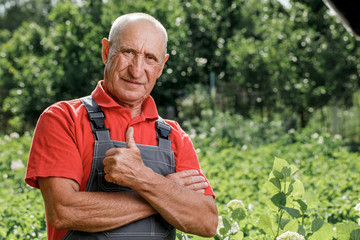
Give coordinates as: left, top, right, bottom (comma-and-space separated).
225, 0, 359, 127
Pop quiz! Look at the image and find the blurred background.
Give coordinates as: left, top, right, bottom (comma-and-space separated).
0, 0, 360, 239
0, 0, 359, 142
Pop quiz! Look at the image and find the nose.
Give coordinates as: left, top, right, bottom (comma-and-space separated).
128, 56, 144, 79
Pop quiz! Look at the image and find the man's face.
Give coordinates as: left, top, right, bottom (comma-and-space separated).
102, 20, 169, 107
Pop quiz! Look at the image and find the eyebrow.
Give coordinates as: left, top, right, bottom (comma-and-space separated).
118, 46, 161, 62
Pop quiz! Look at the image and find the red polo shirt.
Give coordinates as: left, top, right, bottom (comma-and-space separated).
25, 81, 214, 240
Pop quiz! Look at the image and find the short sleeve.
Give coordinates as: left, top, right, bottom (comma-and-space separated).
168, 121, 215, 197
25, 102, 83, 189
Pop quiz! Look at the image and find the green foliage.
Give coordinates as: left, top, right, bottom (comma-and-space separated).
1, 0, 360, 134
215, 200, 247, 239
225, 0, 359, 127
0, 132, 47, 239
177, 110, 360, 239
1, 114, 360, 239
259, 157, 334, 239
1, 1, 360, 238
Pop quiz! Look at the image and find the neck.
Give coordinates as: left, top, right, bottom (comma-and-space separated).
113, 97, 143, 119
103, 88, 143, 119
128, 105, 142, 118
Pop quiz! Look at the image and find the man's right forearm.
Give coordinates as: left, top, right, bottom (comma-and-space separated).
38, 177, 156, 232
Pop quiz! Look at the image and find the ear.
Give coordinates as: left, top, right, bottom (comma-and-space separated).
102, 38, 110, 65
157, 54, 169, 79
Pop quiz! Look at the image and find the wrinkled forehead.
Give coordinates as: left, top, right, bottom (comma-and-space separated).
108, 16, 168, 56
115, 22, 167, 58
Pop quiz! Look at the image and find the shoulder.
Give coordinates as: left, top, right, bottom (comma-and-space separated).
39, 99, 85, 124
163, 119, 185, 136
163, 119, 194, 147
42, 99, 84, 117
35, 99, 88, 137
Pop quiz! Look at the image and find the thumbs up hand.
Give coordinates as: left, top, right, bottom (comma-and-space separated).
125, 126, 137, 149
103, 127, 144, 187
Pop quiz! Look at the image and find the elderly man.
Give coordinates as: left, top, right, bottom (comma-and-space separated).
25, 13, 218, 240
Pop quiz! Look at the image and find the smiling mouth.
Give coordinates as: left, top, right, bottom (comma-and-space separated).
122, 78, 143, 85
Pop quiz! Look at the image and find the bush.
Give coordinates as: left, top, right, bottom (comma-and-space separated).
0, 132, 47, 239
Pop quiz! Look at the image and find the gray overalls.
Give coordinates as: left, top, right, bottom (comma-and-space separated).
62, 96, 176, 240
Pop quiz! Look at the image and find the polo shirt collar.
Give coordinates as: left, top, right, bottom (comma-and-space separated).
91, 80, 159, 120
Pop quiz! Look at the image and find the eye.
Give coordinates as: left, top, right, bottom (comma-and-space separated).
122, 49, 134, 56
145, 54, 157, 62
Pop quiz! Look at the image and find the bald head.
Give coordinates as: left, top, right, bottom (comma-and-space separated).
108, 13, 168, 57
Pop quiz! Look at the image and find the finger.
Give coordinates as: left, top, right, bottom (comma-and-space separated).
105, 148, 122, 157
126, 127, 137, 149
104, 174, 117, 184
104, 173, 113, 183
196, 189, 206, 194
183, 176, 207, 187
187, 181, 208, 191
175, 169, 199, 178
103, 155, 118, 166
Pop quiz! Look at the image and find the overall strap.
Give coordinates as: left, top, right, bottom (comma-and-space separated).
80, 95, 111, 141
156, 116, 172, 149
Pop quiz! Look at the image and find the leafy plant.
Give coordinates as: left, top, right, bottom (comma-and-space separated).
215, 199, 247, 239
260, 157, 335, 239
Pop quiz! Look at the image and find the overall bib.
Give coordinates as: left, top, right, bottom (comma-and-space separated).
62, 96, 176, 240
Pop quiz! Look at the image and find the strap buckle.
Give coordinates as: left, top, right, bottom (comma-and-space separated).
156, 120, 171, 139
88, 111, 106, 129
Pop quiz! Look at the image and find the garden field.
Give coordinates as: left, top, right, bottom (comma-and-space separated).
1, 115, 360, 240
1, 0, 360, 239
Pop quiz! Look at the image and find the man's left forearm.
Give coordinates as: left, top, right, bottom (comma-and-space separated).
131, 167, 218, 237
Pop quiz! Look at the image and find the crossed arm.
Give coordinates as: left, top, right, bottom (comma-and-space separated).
38, 128, 218, 237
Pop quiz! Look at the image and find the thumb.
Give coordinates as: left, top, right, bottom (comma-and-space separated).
126, 127, 137, 149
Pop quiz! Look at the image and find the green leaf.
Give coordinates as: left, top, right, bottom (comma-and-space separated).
176, 233, 193, 240
282, 166, 291, 178
295, 199, 308, 213
231, 231, 244, 240
273, 170, 285, 179
258, 215, 275, 236
284, 219, 299, 232
214, 235, 221, 240
311, 218, 324, 233
273, 157, 290, 173
290, 164, 299, 176
269, 178, 281, 190
231, 208, 247, 222
218, 216, 228, 235
176, 233, 182, 240
222, 216, 232, 233
350, 229, 360, 240
271, 192, 286, 208
287, 181, 294, 195
309, 223, 334, 240
219, 227, 227, 237
284, 206, 301, 218
266, 198, 280, 212
279, 218, 290, 230
290, 179, 305, 198
227, 199, 247, 221
336, 222, 360, 240
264, 181, 281, 196
298, 225, 306, 236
